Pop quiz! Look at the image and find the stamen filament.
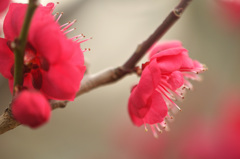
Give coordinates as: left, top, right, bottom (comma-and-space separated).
56, 12, 63, 22
64, 28, 76, 35
61, 19, 77, 32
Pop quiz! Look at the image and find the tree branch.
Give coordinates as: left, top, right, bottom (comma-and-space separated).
0, 0, 192, 135
122, 0, 192, 70
76, 0, 193, 96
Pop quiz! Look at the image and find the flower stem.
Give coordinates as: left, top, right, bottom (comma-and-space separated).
13, 0, 38, 95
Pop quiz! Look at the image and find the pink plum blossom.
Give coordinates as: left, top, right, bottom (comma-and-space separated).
11, 90, 51, 128
128, 41, 206, 137
0, 3, 86, 101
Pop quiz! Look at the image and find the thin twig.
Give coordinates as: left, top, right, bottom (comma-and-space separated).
77, 0, 193, 95
0, 0, 192, 135
123, 0, 192, 70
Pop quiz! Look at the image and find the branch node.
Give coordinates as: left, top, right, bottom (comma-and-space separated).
173, 8, 183, 17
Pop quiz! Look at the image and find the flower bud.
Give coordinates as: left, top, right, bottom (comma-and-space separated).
12, 90, 51, 128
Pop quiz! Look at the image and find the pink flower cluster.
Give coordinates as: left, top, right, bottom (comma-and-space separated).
128, 41, 206, 137
0, 3, 86, 128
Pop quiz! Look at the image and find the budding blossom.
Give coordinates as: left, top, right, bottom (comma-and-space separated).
11, 90, 51, 128
128, 41, 206, 137
0, 3, 86, 101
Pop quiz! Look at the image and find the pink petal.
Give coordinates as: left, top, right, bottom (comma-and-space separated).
29, 14, 63, 64
167, 71, 184, 91
38, 34, 86, 100
142, 91, 168, 125
151, 47, 187, 60
3, 3, 27, 40
156, 54, 183, 74
129, 67, 155, 118
150, 48, 188, 74
149, 40, 182, 58
181, 52, 194, 69
41, 62, 85, 101
128, 96, 144, 126
148, 58, 161, 87
128, 60, 168, 126
0, 0, 11, 13
193, 60, 204, 70
128, 91, 168, 126
0, 38, 14, 78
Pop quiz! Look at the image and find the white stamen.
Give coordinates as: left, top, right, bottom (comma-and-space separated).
77, 38, 92, 44
156, 86, 176, 102
61, 19, 77, 32
53, 12, 59, 18
60, 22, 70, 28
160, 121, 167, 129
71, 34, 84, 40
145, 124, 148, 132
82, 48, 91, 53
159, 85, 174, 98
155, 124, 162, 133
56, 12, 63, 22
184, 79, 193, 90
150, 125, 158, 138
64, 28, 76, 35
159, 88, 182, 111
161, 84, 184, 101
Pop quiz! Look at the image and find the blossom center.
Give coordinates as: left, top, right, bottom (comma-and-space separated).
22, 43, 49, 90
23, 43, 49, 73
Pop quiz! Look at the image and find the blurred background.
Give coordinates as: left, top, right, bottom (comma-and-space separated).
1, 0, 240, 158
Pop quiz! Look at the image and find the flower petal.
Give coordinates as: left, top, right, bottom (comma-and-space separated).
128, 67, 154, 118
3, 3, 27, 40
149, 40, 182, 58
41, 61, 85, 101
0, 0, 11, 13
181, 52, 194, 69
142, 91, 168, 125
167, 71, 184, 91
0, 38, 14, 78
29, 14, 63, 64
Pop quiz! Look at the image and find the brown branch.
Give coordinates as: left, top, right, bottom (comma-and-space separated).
123, 0, 192, 70
0, 0, 192, 135
0, 109, 20, 134
76, 0, 193, 96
